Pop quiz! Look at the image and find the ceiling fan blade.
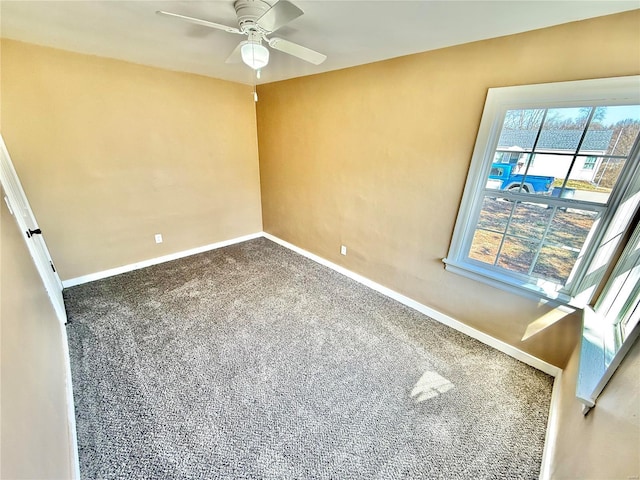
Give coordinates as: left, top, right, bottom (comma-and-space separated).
225, 41, 247, 64
156, 11, 242, 35
268, 37, 327, 65
256, 0, 303, 33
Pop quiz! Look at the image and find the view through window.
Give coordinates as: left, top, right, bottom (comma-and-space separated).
446, 78, 640, 411
468, 105, 640, 290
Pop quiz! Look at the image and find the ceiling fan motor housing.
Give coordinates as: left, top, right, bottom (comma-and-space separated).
157, 1, 326, 67
234, 0, 271, 33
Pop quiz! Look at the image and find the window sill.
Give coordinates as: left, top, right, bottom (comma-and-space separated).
443, 258, 575, 307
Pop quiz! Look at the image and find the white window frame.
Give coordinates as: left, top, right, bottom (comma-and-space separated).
444, 76, 640, 307
577, 219, 640, 412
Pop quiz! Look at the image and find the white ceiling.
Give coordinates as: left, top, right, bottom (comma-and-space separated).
1, 1, 637, 85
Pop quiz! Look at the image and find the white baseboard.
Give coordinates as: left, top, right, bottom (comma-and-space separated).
263, 232, 562, 378
61, 232, 263, 288
59, 319, 81, 480
539, 371, 562, 480
60, 230, 562, 476
265, 233, 563, 476
62, 229, 562, 379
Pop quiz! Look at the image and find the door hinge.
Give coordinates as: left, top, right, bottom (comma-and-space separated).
50, 261, 56, 273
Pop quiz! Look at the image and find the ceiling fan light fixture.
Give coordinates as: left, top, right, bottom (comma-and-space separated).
241, 42, 269, 70
158, 1, 327, 71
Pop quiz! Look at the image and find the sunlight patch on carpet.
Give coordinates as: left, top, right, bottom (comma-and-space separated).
411, 370, 454, 403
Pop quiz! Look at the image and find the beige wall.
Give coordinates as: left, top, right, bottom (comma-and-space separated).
256, 10, 640, 367
0, 187, 74, 479
1, 10, 639, 479
549, 339, 640, 479
0, 40, 262, 280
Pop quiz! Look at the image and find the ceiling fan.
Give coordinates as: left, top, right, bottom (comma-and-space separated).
157, 0, 327, 71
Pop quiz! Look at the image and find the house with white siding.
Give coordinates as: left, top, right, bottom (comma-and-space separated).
495, 129, 614, 182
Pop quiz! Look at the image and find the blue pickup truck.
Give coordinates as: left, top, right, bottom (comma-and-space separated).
487, 163, 554, 194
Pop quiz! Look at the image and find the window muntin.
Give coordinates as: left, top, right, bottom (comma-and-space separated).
445, 77, 640, 304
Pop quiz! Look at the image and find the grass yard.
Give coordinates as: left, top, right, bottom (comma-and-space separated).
469, 197, 597, 283
552, 178, 612, 193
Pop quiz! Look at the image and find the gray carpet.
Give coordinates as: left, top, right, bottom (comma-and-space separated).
65, 238, 553, 479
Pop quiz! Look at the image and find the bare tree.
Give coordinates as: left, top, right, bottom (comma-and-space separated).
595, 119, 640, 188
503, 109, 545, 130
608, 119, 640, 156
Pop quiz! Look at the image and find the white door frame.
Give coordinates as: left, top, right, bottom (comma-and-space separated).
0, 134, 67, 324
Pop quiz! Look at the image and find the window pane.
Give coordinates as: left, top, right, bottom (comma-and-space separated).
579, 105, 640, 157
499, 109, 545, 150
622, 299, 640, 340
552, 156, 627, 204
524, 152, 569, 178
532, 245, 580, 284
496, 236, 538, 274
545, 208, 598, 250
538, 107, 591, 153
476, 196, 512, 232
592, 157, 628, 193
469, 230, 502, 265
506, 202, 552, 240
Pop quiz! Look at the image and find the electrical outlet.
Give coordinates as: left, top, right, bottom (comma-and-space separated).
340, 245, 347, 255
155, 234, 163, 244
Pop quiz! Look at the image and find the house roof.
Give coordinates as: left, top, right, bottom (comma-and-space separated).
498, 129, 614, 152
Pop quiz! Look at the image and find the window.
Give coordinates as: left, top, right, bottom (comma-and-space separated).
577, 219, 640, 411
593, 216, 640, 345
445, 76, 640, 305
583, 156, 597, 170
494, 151, 522, 164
